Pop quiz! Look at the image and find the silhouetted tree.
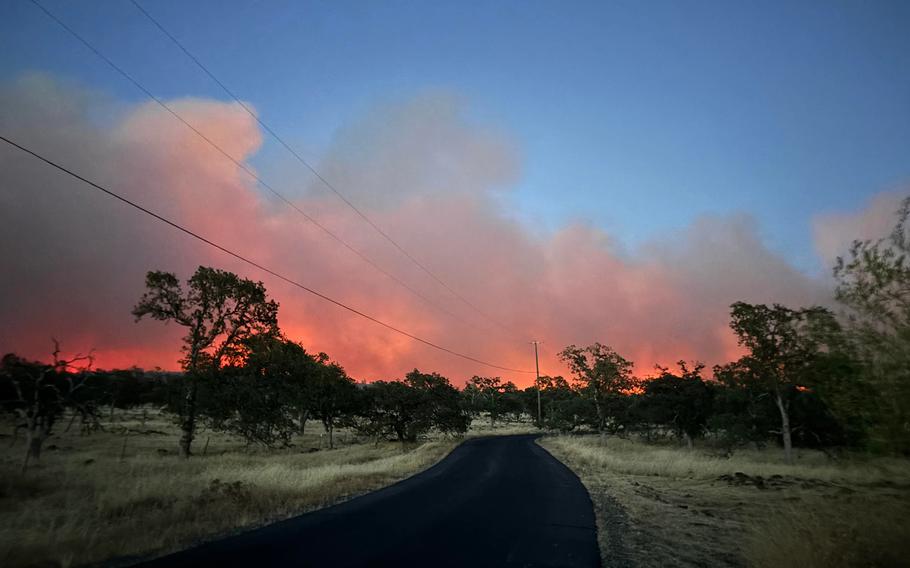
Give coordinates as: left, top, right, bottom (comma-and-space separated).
518, 385, 540, 423
728, 302, 842, 463
205, 336, 316, 447
461, 381, 483, 419
132, 266, 279, 457
804, 347, 867, 448
0, 342, 98, 471
559, 343, 635, 433
500, 381, 525, 422
537, 375, 590, 432
708, 359, 778, 451
833, 195, 910, 453
238, 336, 323, 436
208, 371, 294, 447
405, 370, 470, 437
640, 361, 713, 448
359, 380, 424, 442
308, 358, 358, 449
359, 370, 468, 442
466, 376, 504, 426
89, 368, 158, 419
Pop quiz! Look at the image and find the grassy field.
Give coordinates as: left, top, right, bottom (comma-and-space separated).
0, 408, 499, 567
540, 435, 910, 568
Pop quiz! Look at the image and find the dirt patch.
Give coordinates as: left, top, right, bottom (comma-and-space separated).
588, 486, 633, 568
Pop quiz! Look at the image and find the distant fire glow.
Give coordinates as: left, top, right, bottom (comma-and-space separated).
1, 74, 900, 385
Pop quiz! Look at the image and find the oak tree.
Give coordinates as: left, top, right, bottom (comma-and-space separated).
728, 302, 840, 463
133, 266, 279, 457
833, 196, 910, 453
0, 341, 98, 471
559, 343, 635, 433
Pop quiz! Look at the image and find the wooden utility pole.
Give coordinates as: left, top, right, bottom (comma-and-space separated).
532, 341, 542, 427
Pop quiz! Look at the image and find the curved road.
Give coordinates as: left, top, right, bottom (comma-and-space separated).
137, 435, 601, 567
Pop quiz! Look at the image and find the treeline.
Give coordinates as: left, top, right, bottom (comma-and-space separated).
525, 198, 910, 460
1, 338, 473, 468
3, 198, 909, 468
1, 264, 477, 468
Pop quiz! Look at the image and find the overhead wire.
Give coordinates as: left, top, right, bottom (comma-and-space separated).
0, 134, 535, 375
27, 0, 496, 338
126, 0, 527, 341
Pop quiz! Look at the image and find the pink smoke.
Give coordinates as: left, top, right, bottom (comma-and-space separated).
1, 74, 841, 385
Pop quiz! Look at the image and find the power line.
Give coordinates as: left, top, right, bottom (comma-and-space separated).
0, 134, 535, 375
127, 0, 526, 341
27, 0, 492, 338
531, 341, 542, 426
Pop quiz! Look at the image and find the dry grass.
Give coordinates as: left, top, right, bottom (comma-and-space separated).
0, 409, 459, 567
466, 418, 540, 438
540, 435, 910, 568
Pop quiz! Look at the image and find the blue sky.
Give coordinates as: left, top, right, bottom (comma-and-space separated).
2, 0, 909, 274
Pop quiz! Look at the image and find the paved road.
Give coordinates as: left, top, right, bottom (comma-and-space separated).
137, 435, 601, 567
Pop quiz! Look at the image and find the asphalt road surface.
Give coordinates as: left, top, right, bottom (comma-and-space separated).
136, 434, 601, 567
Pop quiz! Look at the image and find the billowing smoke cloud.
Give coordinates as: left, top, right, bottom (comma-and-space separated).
1, 73, 836, 384
812, 191, 909, 268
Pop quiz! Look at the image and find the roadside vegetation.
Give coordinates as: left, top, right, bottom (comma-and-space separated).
542, 436, 910, 568
0, 404, 531, 568
537, 197, 910, 567
0, 410, 457, 567
2, 197, 909, 567
0, 264, 537, 566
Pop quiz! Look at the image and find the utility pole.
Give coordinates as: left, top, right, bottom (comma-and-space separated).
531, 341, 541, 427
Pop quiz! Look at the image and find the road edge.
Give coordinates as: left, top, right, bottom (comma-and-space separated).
537, 435, 634, 568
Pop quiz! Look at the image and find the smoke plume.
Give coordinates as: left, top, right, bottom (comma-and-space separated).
1, 74, 850, 384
